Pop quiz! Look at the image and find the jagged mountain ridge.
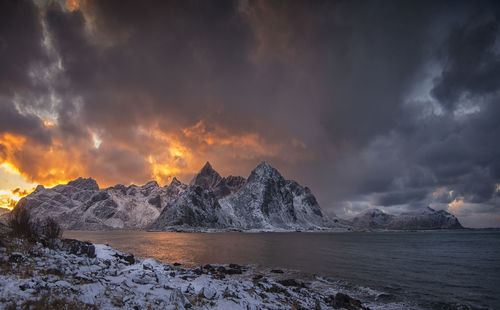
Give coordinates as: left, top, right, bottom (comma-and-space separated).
352, 207, 463, 230
15, 177, 187, 230
217, 162, 336, 230
149, 185, 233, 230
190, 162, 246, 199
12, 162, 464, 231
14, 162, 339, 231
150, 162, 340, 231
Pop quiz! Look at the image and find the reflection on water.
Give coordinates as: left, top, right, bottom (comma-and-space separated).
64, 231, 316, 268
63, 230, 500, 309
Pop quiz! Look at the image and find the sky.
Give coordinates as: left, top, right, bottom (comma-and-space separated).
1, 0, 499, 227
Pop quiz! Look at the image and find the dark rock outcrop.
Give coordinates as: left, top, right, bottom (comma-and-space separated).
325, 293, 370, 310
60, 238, 96, 258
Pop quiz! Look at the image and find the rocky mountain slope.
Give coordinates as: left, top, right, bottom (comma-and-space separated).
14, 177, 100, 228
190, 162, 246, 199
218, 162, 336, 230
150, 162, 342, 231
352, 207, 463, 230
14, 162, 340, 231
12, 161, 463, 231
149, 185, 233, 230
15, 177, 187, 230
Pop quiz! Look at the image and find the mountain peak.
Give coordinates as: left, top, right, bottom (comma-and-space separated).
170, 177, 182, 187
67, 177, 99, 191
256, 161, 272, 170
198, 161, 219, 177
190, 161, 222, 188
202, 161, 213, 170
143, 180, 159, 188
248, 162, 282, 183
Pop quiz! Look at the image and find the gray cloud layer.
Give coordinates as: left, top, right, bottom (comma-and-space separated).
1, 0, 499, 227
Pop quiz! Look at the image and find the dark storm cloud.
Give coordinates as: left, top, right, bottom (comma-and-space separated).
1, 0, 500, 226
0, 102, 50, 144
83, 145, 151, 187
0, 0, 52, 144
328, 10, 500, 221
431, 16, 500, 110
376, 189, 429, 207
0, 0, 47, 93
319, 1, 435, 146
309, 2, 500, 225
44, 0, 257, 132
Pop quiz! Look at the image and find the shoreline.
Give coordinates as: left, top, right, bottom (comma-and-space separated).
1, 228, 492, 309
0, 234, 378, 310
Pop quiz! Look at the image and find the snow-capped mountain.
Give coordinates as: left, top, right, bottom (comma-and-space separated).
14, 177, 100, 228
352, 207, 463, 230
12, 162, 466, 231
14, 161, 343, 231
15, 177, 187, 230
190, 162, 246, 199
151, 162, 340, 231
65, 180, 187, 230
218, 162, 339, 230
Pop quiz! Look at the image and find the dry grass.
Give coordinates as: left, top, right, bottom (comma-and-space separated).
8, 207, 36, 239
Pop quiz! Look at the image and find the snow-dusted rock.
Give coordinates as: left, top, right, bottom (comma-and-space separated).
201, 286, 218, 299
219, 162, 338, 230
14, 161, 345, 232
14, 177, 188, 230
14, 177, 99, 227
352, 207, 463, 230
152, 162, 342, 231
0, 234, 374, 310
190, 161, 246, 199
149, 185, 233, 230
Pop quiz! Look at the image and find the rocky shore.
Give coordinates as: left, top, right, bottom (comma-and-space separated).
0, 233, 372, 310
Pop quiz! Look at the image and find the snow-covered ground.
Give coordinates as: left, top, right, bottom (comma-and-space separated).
0, 234, 375, 310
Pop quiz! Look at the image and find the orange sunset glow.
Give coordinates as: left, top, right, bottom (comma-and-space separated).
0, 189, 31, 211
0, 120, 306, 212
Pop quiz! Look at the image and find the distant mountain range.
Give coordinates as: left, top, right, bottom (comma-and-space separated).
9, 162, 463, 231
351, 207, 463, 230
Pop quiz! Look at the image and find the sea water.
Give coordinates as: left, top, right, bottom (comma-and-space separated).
64, 230, 500, 309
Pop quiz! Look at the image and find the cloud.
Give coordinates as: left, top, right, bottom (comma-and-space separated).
0, 0, 48, 93
0, 0, 499, 226
431, 16, 500, 111
329, 9, 500, 226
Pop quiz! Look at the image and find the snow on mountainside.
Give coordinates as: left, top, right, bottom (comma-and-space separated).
152, 162, 340, 231
149, 185, 233, 230
352, 207, 463, 230
15, 177, 187, 230
190, 161, 246, 199
15, 177, 100, 228
218, 162, 341, 230
12, 162, 466, 231
15, 162, 341, 231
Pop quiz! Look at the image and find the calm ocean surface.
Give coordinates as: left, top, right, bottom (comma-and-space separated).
64, 230, 500, 309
